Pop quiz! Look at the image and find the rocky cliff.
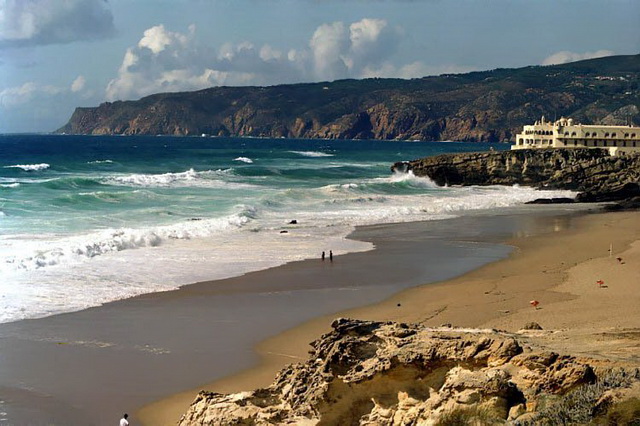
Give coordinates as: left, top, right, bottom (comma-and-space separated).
392, 148, 640, 203
58, 54, 640, 141
178, 319, 640, 425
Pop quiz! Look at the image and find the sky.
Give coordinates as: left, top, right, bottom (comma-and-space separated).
0, 0, 638, 133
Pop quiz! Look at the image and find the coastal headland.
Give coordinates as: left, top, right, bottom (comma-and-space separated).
57, 54, 640, 141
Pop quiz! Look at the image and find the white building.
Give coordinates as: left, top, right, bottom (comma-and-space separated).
512, 116, 640, 156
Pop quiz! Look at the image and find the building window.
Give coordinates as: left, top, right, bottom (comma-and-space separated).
632, 133, 636, 138
592, 132, 598, 137
625, 133, 629, 138
574, 140, 577, 146
603, 140, 608, 147
623, 141, 626, 147
605, 133, 609, 137
612, 133, 617, 138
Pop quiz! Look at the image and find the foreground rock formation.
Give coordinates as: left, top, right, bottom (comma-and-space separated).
392, 148, 640, 203
58, 54, 640, 140
178, 319, 640, 425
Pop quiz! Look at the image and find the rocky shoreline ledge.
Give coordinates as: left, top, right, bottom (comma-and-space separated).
392, 148, 640, 206
179, 319, 640, 425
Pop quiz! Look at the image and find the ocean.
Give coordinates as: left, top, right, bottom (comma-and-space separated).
0, 135, 575, 324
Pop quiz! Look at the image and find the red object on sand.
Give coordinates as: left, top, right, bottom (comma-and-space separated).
596, 280, 605, 288
530, 300, 540, 308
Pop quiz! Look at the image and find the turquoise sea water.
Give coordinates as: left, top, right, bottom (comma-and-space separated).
0, 135, 575, 323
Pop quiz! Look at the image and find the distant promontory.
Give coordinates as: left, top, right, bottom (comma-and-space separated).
58, 54, 640, 141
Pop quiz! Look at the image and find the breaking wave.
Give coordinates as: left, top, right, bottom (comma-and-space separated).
3, 206, 257, 272
4, 163, 50, 171
234, 157, 253, 163
289, 151, 334, 157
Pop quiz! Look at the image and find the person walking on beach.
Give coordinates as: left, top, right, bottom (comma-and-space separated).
329, 250, 333, 262
322, 251, 325, 261
120, 413, 129, 426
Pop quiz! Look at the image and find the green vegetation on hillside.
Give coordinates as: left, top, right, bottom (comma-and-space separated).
59, 54, 640, 141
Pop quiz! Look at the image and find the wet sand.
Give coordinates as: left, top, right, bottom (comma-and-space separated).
139, 208, 640, 425
0, 207, 586, 426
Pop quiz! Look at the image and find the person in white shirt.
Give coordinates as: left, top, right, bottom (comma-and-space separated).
120, 413, 129, 426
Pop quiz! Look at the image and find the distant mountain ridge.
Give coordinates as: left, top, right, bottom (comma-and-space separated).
58, 54, 640, 142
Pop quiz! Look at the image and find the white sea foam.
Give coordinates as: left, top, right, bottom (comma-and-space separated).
1, 208, 255, 273
4, 163, 50, 171
289, 151, 334, 157
88, 159, 114, 164
233, 157, 253, 163
369, 171, 441, 188
102, 168, 253, 189
0, 183, 20, 188
0, 170, 579, 324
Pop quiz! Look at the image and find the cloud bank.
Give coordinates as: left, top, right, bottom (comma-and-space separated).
542, 50, 614, 65
106, 19, 441, 101
0, 0, 115, 47
0, 76, 88, 107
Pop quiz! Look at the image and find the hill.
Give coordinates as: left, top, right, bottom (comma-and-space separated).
58, 54, 640, 142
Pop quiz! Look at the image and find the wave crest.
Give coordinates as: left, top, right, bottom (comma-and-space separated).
234, 157, 253, 164
5, 207, 256, 272
289, 151, 334, 157
4, 163, 50, 171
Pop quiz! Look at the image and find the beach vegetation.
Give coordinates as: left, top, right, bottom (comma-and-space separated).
435, 406, 502, 425
592, 397, 640, 425
515, 368, 640, 425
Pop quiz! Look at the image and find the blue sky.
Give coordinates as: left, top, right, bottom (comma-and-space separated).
0, 0, 638, 133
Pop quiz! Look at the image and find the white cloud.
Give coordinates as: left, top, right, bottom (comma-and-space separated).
309, 21, 349, 80
0, 0, 115, 47
541, 50, 614, 66
360, 61, 476, 79
0, 81, 63, 107
105, 18, 453, 101
138, 24, 193, 54
71, 75, 86, 93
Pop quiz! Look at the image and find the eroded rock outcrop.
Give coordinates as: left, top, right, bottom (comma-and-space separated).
179, 319, 604, 425
392, 148, 640, 203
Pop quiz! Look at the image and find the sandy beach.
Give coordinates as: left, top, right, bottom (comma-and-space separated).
0, 207, 637, 425
138, 208, 640, 425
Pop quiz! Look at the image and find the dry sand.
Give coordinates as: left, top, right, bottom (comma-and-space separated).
138, 210, 640, 425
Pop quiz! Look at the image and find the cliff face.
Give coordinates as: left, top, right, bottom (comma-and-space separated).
178, 319, 639, 425
58, 54, 640, 140
393, 149, 640, 203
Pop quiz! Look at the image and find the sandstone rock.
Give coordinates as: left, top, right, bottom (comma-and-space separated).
178, 319, 604, 425
522, 322, 543, 330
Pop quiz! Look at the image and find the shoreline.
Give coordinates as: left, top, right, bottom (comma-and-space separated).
2, 207, 559, 425
138, 207, 640, 425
